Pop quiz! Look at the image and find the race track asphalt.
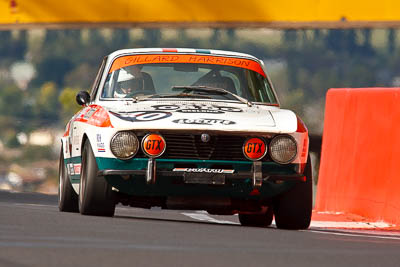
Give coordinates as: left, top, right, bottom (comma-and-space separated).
0, 190, 399, 267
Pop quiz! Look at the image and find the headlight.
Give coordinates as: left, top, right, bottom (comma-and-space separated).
269, 135, 297, 164
110, 131, 139, 160
242, 137, 267, 161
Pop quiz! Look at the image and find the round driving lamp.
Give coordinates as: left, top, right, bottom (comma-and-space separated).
269, 135, 297, 164
110, 131, 139, 160
141, 133, 166, 158
242, 137, 267, 161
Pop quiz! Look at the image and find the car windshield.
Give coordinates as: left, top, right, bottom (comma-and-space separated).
101, 54, 278, 104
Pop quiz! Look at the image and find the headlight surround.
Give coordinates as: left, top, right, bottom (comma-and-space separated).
110, 131, 139, 160
269, 135, 297, 164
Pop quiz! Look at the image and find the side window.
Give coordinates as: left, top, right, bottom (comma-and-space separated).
90, 57, 107, 100
263, 77, 277, 104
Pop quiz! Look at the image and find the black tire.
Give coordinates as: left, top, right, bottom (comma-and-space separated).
273, 155, 313, 230
58, 149, 79, 212
79, 140, 116, 216
239, 207, 273, 227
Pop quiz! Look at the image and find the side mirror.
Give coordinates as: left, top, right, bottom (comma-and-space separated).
76, 91, 90, 106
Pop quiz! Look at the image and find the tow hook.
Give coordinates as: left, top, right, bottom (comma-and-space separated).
252, 161, 263, 188
146, 158, 157, 184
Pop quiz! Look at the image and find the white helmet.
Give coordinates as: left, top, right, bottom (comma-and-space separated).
114, 69, 143, 98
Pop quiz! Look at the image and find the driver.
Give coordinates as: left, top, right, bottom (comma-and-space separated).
114, 66, 144, 98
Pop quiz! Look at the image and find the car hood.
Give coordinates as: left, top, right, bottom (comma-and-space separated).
105, 100, 297, 134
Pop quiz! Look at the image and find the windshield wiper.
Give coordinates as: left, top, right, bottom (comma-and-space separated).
130, 93, 211, 102
172, 86, 252, 106
156, 93, 211, 99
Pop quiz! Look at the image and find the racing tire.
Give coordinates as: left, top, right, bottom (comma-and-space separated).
58, 149, 79, 212
79, 140, 116, 217
273, 155, 313, 230
239, 207, 273, 227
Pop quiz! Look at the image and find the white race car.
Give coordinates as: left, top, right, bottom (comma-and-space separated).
58, 48, 312, 229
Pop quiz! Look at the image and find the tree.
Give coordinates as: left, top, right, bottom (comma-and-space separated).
59, 87, 81, 123
34, 82, 59, 125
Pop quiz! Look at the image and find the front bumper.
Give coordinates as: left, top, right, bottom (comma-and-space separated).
96, 157, 306, 198
98, 168, 305, 184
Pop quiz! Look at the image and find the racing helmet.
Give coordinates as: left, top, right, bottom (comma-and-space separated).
114, 69, 144, 98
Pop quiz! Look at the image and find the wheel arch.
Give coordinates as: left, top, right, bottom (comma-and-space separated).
60, 136, 69, 159
81, 133, 89, 154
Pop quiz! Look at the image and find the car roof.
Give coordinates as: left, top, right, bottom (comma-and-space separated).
107, 48, 261, 62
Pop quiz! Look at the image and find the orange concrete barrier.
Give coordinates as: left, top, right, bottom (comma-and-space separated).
315, 88, 400, 226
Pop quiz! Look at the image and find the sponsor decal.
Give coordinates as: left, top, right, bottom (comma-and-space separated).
243, 137, 267, 160
68, 164, 74, 175
67, 163, 81, 175
152, 104, 242, 114
172, 118, 235, 125
110, 111, 172, 122
98, 144, 105, 152
109, 54, 266, 77
74, 105, 112, 128
97, 134, 106, 152
74, 164, 81, 175
141, 134, 166, 157
83, 108, 97, 119
173, 168, 234, 174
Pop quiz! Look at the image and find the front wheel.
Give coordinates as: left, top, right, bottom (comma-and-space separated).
273, 155, 313, 230
79, 140, 116, 216
58, 149, 79, 212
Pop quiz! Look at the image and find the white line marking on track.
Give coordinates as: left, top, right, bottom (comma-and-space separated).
310, 221, 392, 229
181, 212, 400, 241
182, 212, 239, 225
306, 230, 400, 241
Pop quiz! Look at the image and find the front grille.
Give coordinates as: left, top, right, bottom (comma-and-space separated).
137, 133, 248, 161
164, 133, 246, 160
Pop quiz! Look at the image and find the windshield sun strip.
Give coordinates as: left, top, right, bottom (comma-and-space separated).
108, 54, 266, 77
